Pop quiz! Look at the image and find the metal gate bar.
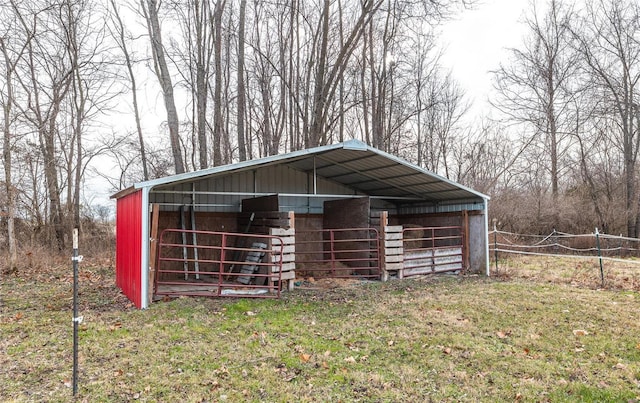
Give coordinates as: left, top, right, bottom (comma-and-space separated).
295, 227, 381, 279
154, 229, 283, 299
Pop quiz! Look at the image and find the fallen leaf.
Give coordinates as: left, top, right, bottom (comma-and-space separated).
443, 347, 452, 355
15, 312, 23, 321
573, 329, 588, 336
321, 361, 329, 369
109, 322, 122, 331
496, 331, 508, 339
63, 379, 72, 388
387, 340, 394, 346
246, 311, 256, 316
344, 356, 356, 364
299, 353, 311, 363
324, 350, 331, 357
614, 363, 627, 370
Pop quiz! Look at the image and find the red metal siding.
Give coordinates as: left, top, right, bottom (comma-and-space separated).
116, 189, 143, 308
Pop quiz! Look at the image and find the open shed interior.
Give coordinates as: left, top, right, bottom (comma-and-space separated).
115, 140, 489, 306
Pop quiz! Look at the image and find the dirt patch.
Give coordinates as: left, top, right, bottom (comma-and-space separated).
296, 276, 364, 289
295, 261, 354, 278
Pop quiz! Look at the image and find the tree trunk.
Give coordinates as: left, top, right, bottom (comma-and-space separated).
237, 0, 247, 161
195, 1, 210, 169
110, 0, 148, 180
308, 0, 330, 148
142, 0, 185, 174
42, 116, 67, 251
212, 0, 225, 166
14, 0, 72, 250
0, 38, 17, 272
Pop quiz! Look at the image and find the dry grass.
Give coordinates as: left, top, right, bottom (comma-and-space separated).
2, 257, 640, 402
493, 254, 640, 290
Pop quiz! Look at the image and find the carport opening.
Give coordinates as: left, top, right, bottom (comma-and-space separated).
295, 197, 381, 280
151, 194, 296, 300
148, 192, 472, 302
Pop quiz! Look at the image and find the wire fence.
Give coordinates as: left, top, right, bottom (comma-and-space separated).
489, 228, 640, 290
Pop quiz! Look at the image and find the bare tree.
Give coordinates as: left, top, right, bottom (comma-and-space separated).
0, 23, 30, 270
141, 0, 185, 174
421, 72, 468, 178
453, 121, 518, 195
492, 0, 578, 202
169, 0, 215, 169
574, 0, 640, 236
109, 0, 149, 180
307, 0, 384, 147
194, 1, 213, 169
236, 0, 247, 161
210, 0, 226, 166
11, 0, 74, 250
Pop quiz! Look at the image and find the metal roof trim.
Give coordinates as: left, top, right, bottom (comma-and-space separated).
110, 185, 138, 199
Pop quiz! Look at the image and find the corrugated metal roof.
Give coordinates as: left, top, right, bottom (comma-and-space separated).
118, 139, 489, 203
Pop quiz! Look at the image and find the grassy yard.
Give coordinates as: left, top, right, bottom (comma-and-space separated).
2, 261, 640, 402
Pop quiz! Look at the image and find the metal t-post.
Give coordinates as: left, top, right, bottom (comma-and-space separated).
72, 228, 82, 396
493, 221, 498, 275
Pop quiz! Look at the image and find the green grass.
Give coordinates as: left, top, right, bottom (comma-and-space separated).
2, 263, 640, 402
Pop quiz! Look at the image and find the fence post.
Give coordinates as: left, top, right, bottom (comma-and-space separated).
595, 227, 604, 288
619, 234, 623, 259
71, 228, 82, 396
493, 220, 498, 275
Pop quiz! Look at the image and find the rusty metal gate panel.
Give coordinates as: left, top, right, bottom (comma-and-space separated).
154, 229, 284, 298
295, 228, 381, 279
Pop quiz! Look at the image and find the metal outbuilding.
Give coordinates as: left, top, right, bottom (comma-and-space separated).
112, 139, 490, 308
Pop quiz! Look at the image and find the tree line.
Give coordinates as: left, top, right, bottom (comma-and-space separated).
0, 0, 639, 271
491, 0, 640, 238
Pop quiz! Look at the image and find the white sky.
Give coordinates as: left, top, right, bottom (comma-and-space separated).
439, 0, 529, 121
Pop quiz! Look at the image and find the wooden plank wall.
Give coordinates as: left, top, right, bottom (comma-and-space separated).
269, 225, 296, 291
379, 211, 403, 279
384, 225, 404, 278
